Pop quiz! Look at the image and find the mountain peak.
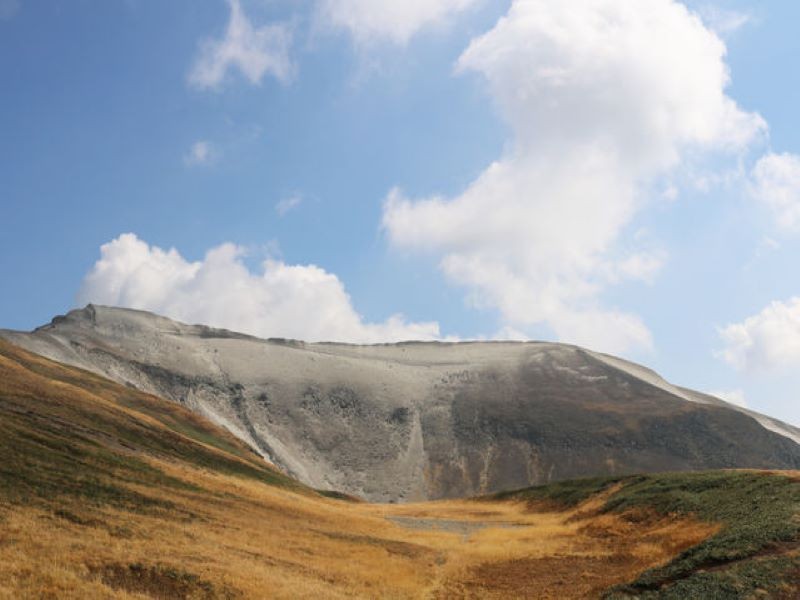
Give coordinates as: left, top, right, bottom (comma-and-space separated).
3, 306, 800, 502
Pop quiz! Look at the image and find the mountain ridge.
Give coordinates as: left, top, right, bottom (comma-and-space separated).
3, 304, 799, 502
5, 335, 798, 597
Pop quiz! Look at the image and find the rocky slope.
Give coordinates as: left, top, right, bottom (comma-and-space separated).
2, 336, 799, 598
3, 304, 799, 502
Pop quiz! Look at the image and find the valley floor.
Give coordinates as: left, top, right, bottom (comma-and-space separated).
2, 339, 799, 598
0, 459, 717, 599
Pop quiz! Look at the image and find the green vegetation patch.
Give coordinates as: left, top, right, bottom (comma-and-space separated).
488, 475, 627, 508
603, 471, 800, 597
0, 415, 187, 513
492, 471, 800, 598
607, 554, 800, 600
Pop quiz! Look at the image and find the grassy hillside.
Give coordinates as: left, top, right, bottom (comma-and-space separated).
493, 471, 800, 598
1, 338, 798, 598
0, 338, 305, 508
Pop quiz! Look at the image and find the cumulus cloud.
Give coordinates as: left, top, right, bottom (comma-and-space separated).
317, 0, 479, 45
183, 140, 216, 167
719, 297, 800, 372
189, 0, 293, 89
708, 389, 748, 408
382, 0, 765, 354
275, 194, 302, 216
78, 234, 441, 343
750, 152, 800, 232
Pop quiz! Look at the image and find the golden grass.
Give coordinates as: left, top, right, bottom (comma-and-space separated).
0, 457, 719, 599
0, 339, 720, 598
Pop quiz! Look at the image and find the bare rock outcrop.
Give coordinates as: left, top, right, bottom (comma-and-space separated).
3, 304, 799, 502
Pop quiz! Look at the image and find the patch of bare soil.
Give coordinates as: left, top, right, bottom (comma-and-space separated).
444, 553, 637, 599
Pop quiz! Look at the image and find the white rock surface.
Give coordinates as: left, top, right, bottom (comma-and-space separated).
3, 304, 799, 501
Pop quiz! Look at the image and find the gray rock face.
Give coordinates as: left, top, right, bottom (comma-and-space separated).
3, 304, 800, 502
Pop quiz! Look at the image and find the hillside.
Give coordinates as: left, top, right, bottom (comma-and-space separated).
492, 472, 800, 598
1, 338, 798, 598
2, 304, 800, 502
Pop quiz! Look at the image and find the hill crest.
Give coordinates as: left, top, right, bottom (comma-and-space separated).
3, 304, 800, 502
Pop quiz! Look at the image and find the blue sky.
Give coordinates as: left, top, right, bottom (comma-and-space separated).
1, 0, 799, 424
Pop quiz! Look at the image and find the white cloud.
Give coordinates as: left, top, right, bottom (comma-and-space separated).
189, 0, 293, 89
698, 6, 751, 36
382, 0, 765, 355
750, 152, 800, 232
611, 251, 667, 285
708, 389, 747, 408
719, 297, 800, 372
77, 234, 441, 343
742, 236, 780, 271
184, 140, 216, 167
275, 194, 302, 216
317, 0, 480, 45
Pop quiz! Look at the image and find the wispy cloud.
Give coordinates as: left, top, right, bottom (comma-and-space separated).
189, 0, 293, 90
698, 5, 752, 36
316, 0, 479, 45
183, 140, 217, 167
275, 194, 302, 216
750, 152, 800, 233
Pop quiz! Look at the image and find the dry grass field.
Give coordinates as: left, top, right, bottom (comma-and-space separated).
0, 461, 720, 599
1, 339, 798, 598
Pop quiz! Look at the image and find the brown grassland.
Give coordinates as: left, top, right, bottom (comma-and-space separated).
0, 339, 796, 599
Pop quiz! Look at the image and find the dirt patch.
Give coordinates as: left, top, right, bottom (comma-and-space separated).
448, 553, 638, 599
89, 562, 238, 599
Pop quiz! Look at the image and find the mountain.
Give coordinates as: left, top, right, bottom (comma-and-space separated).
0, 336, 307, 505
2, 304, 799, 502
1, 336, 799, 598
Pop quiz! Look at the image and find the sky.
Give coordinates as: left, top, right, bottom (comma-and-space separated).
1, 0, 799, 425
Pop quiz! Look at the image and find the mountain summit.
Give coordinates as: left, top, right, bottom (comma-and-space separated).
3, 304, 799, 502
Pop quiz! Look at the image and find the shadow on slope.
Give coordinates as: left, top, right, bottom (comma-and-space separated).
0, 338, 306, 512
